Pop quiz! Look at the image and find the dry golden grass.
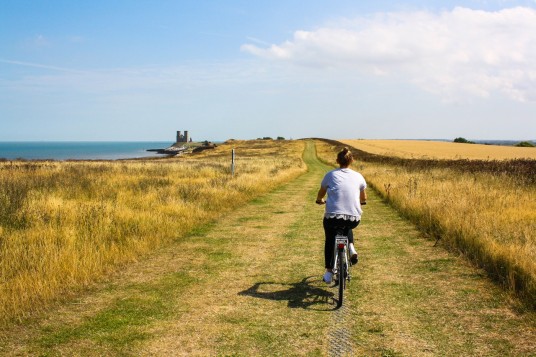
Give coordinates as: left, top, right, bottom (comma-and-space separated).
343, 139, 536, 160
3, 141, 536, 356
316, 139, 536, 306
0, 139, 306, 324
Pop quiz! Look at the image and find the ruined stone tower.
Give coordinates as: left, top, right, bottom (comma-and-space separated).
176, 130, 191, 143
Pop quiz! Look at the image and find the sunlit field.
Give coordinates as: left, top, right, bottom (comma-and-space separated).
316, 139, 536, 306
343, 139, 536, 160
0, 139, 306, 324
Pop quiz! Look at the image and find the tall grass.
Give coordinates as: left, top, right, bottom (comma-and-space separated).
0, 140, 306, 324
316, 139, 536, 307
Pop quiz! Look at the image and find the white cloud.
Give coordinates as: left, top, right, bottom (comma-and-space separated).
241, 7, 536, 102
0, 59, 83, 73
0, 59, 286, 96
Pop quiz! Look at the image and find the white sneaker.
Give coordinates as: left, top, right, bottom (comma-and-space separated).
323, 271, 333, 284
349, 243, 358, 264
349, 243, 357, 256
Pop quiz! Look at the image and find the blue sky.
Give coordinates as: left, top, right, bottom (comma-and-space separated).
1, 0, 536, 141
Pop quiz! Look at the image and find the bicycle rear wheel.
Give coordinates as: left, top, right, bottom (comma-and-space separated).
337, 249, 345, 307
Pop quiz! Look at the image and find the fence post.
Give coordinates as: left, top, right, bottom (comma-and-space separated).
231, 149, 235, 177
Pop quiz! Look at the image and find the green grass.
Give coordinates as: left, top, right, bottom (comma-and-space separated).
413, 257, 456, 273
36, 272, 195, 356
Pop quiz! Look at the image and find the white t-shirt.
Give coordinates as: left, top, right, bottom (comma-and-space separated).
321, 168, 367, 220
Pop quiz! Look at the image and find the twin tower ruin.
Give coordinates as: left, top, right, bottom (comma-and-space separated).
176, 131, 192, 143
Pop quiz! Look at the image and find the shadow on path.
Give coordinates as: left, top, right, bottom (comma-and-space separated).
238, 276, 337, 311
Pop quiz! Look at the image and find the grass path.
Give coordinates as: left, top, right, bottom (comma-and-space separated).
2, 141, 535, 356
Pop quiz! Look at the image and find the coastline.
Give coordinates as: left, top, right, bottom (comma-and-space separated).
146, 145, 188, 155
0, 141, 173, 161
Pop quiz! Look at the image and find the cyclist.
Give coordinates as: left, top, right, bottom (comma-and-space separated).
316, 147, 367, 284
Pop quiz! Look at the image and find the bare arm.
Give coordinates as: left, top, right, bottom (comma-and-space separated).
360, 189, 367, 205
316, 186, 327, 204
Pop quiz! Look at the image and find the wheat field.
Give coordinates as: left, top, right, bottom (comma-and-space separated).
0, 139, 306, 324
342, 139, 536, 160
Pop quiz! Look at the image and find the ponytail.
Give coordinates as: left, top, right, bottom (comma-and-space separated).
336, 147, 354, 167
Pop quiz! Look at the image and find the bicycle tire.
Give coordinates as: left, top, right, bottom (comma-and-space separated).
337, 249, 345, 307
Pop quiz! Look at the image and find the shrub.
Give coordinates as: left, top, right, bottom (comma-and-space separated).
516, 141, 535, 147
453, 137, 475, 144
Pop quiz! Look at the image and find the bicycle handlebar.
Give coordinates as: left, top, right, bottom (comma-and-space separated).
316, 200, 366, 205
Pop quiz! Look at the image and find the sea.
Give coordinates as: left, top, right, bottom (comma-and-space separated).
0, 142, 174, 161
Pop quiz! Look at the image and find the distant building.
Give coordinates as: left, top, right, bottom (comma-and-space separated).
176, 130, 191, 143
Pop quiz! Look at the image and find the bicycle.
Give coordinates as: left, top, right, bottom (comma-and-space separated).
332, 226, 351, 307
316, 199, 365, 308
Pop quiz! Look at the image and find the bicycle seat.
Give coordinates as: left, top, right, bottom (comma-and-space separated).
334, 226, 348, 236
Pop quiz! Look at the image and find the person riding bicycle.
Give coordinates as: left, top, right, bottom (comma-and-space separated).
316, 147, 367, 284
